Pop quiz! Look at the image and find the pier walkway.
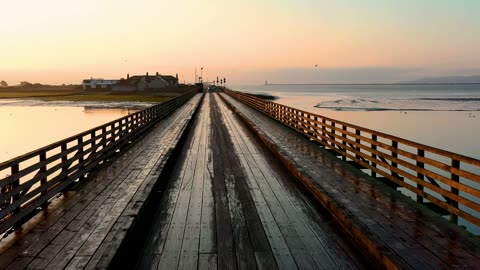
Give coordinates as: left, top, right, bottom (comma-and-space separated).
0, 91, 479, 269
134, 93, 364, 269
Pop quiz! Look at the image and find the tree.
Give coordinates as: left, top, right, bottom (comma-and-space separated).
0, 80, 7, 88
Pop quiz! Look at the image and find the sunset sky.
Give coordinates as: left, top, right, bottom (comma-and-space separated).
1, 0, 479, 85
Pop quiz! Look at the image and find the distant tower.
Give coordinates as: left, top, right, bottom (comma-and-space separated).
156, 72, 159, 76
146, 72, 149, 77
176, 73, 179, 85
127, 73, 130, 79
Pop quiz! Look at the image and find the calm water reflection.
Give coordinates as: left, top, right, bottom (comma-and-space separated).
0, 105, 134, 163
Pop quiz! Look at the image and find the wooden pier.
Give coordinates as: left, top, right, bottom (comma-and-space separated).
0, 90, 479, 269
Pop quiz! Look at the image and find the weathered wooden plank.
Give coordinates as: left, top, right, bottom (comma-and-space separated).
157, 191, 191, 269
199, 147, 216, 254
216, 95, 297, 270
209, 100, 238, 270
219, 96, 319, 269
198, 253, 217, 270
64, 256, 90, 270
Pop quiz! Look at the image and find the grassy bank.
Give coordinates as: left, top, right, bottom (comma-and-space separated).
0, 86, 195, 103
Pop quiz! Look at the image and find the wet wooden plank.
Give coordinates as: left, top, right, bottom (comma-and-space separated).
199, 147, 216, 254
199, 97, 217, 255
157, 190, 192, 269
218, 95, 340, 269
64, 256, 90, 270
178, 101, 209, 270
209, 98, 238, 270
215, 95, 296, 269
220, 97, 316, 269
198, 253, 217, 270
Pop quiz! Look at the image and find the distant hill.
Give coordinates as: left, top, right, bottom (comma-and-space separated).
401, 75, 480, 84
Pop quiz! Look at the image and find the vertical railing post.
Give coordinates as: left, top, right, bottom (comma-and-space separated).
91, 131, 95, 148
314, 116, 319, 143
39, 152, 48, 208
111, 123, 115, 143
61, 143, 68, 177
371, 134, 377, 177
11, 164, 20, 216
416, 149, 424, 203
78, 137, 84, 181
331, 122, 336, 150
391, 141, 398, 177
355, 129, 361, 160
322, 119, 327, 145
451, 159, 460, 224
342, 125, 347, 161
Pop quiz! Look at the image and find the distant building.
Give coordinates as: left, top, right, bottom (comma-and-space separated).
111, 72, 177, 92
160, 74, 179, 86
83, 72, 179, 92
82, 78, 118, 90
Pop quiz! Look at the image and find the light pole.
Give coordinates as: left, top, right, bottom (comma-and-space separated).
200, 67, 203, 83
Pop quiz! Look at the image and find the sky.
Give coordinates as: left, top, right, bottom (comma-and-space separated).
0, 0, 479, 85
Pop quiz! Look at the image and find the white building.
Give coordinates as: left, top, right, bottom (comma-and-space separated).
82, 78, 118, 90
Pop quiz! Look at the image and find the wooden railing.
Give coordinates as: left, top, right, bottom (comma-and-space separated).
225, 89, 480, 228
0, 90, 196, 235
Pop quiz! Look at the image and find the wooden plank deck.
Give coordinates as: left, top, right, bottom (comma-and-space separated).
137, 93, 364, 269
0, 94, 202, 270
220, 92, 480, 269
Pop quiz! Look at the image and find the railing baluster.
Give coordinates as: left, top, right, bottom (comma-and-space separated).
371, 134, 377, 178
11, 164, 20, 217
355, 129, 361, 160
61, 143, 68, 176
416, 149, 424, 203
39, 152, 48, 208
78, 137, 84, 181
322, 119, 327, 145
391, 141, 398, 177
451, 159, 460, 224
342, 125, 347, 161
331, 122, 335, 150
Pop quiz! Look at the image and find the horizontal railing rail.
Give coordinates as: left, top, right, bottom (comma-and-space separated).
0, 90, 196, 235
225, 89, 480, 229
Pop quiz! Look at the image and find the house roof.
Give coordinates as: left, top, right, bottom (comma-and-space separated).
161, 75, 177, 81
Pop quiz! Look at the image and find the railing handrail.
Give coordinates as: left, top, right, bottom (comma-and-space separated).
0, 90, 196, 234
225, 89, 480, 229
0, 92, 194, 169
